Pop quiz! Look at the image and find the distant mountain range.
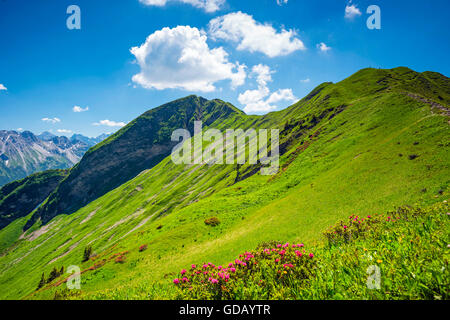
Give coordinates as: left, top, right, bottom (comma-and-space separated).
38, 131, 111, 147
0, 131, 110, 186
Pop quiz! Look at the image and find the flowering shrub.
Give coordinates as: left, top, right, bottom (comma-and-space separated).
170, 203, 449, 300
323, 213, 381, 245
173, 243, 316, 299
139, 244, 148, 252
323, 206, 426, 246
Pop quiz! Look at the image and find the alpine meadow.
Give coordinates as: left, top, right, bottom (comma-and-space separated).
0, 0, 449, 305
0, 67, 448, 300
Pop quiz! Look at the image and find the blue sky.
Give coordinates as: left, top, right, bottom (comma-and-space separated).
0, 0, 448, 137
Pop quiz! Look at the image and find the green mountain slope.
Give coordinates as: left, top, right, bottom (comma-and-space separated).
0, 170, 68, 231
0, 67, 448, 300
0, 169, 68, 252
25, 96, 247, 229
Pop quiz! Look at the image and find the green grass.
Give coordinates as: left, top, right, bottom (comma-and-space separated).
0, 67, 448, 300
170, 201, 449, 300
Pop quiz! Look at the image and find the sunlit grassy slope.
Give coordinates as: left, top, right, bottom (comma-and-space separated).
0, 67, 448, 299
172, 202, 449, 300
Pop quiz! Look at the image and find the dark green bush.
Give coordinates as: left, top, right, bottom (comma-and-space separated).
82, 246, 93, 262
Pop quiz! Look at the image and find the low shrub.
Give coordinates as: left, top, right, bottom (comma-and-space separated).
82, 246, 93, 262
115, 256, 126, 264
323, 213, 383, 245
173, 243, 316, 299
37, 273, 46, 290
204, 217, 221, 227
113, 251, 129, 264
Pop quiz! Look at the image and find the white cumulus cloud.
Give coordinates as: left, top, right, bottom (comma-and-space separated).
266, 88, 296, 105
73, 105, 89, 112
276, 0, 288, 5
345, 2, 362, 19
139, 0, 225, 13
130, 26, 246, 92
238, 64, 297, 114
252, 64, 273, 87
93, 120, 127, 128
0, 84, 7, 91
209, 11, 305, 57
42, 117, 61, 124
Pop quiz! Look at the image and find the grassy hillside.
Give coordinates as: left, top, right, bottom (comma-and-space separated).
171, 201, 449, 300
0, 67, 448, 300
26, 96, 248, 229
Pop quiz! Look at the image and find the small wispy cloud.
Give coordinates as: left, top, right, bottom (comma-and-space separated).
317, 42, 331, 52
42, 117, 61, 124
276, 0, 288, 5
57, 129, 72, 134
139, 0, 225, 13
93, 120, 127, 128
73, 105, 89, 113
0, 84, 7, 91
345, 1, 362, 19
300, 78, 311, 83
